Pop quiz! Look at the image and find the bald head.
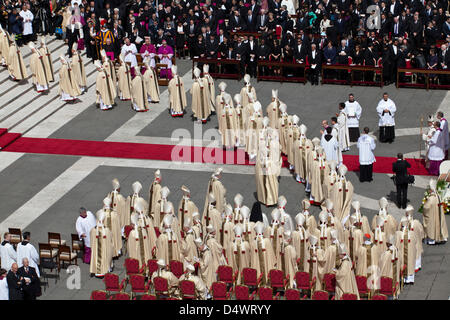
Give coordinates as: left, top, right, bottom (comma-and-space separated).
11, 263, 18, 273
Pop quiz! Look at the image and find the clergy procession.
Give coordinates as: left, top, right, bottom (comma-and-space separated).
1, 0, 450, 304
82, 167, 447, 300
76, 70, 447, 300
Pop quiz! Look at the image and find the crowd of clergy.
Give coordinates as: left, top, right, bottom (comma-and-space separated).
81, 168, 447, 300
0, 25, 89, 102
80, 72, 448, 299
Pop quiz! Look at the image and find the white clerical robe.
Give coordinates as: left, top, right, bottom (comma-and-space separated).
336, 112, 350, 150
19, 10, 34, 35
321, 134, 339, 163
440, 118, 449, 150
357, 134, 376, 165
428, 129, 445, 161
376, 98, 396, 126
0, 241, 17, 271
16, 242, 40, 277
121, 44, 138, 67
75, 211, 97, 248
344, 101, 362, 128
0, 277, 8, 300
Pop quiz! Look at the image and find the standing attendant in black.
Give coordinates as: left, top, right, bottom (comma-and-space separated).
6, 263, 23, 300
17, 258, 40, 300
392, 153, 411, 209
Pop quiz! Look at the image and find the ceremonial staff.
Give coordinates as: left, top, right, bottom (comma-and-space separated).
419, 114, 424, 160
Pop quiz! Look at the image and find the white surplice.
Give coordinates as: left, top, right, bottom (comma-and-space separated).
76, 211, 97, 248
357, 134, 376, 165
16, 242, 40, 277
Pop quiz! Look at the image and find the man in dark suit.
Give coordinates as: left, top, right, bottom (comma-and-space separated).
256, 9, 269, 33
17, 258, 40, 300
234, 36, 248, 75
308, 43, 322, 85
244, 9, 257, 32
293, 38, 307, 63
6, 263, 23, 300
229, 10, 245, 32
247, 35, 258, 77
392, 153, 412, 209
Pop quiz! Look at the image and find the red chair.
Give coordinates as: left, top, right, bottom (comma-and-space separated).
242, 268, 261, 288
374, 57, 383, 81
147, 259, 159, 280
311, 290, 329, 300
268, 269, 287, 290
169, 260, 184, 278
379, 276, 398, 299
285, 289, 301, 300
124, 258, 145, 278
371, 294, 388, 300
90, 290, 107, 300
217, 265, 237, 285
129, 274, 150, 297
235, 285, 254, 300
404, 59, 417, 83
258, 287, 279, 300
103, 273, 126, 294
295, 271, 315, 296
323, 273, 336, 295
355, 275, 369, 299
180, 280, 196, 299
140, 294, 157, 300
153, 276, 169, 299
110, 292, 131, 300
341, 293, 358, 300
211, 281, 232, 300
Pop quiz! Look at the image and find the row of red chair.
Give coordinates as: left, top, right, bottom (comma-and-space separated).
96, 257, 396, 300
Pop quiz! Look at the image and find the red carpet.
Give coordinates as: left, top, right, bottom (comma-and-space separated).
0, 131, 22, 150
1, 136, 431, 176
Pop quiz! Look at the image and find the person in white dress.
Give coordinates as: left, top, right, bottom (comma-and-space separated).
75, 207, 97, 264
0, 233, 17, 271
427, 121, 446, 175
376, 92, 396, 143
0, 269, 8, 300
321, 126, 340, 164
336, 102, 351, 152
19, 5, 34, 44
121, 37, 138, 68
16, 232, 40, 278
344, 94, 362, 142
357, 127, 376, 182
436, 111, 449, 159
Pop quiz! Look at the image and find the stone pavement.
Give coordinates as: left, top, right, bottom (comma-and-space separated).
0, 39, 449, 299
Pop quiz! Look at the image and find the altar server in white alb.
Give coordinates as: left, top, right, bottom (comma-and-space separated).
75, 207, 97, 264
337, 102, 350, 152
427, 120, 446, 176
344, 93, 362, 142
0, 233, 17, 271
436, 111, 449, 159
376, 92, 396, 143
321, 126, 340, 164
357, 127, 376, 182
16, 232, 40, 277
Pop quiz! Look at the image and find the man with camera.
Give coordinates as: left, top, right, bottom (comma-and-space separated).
392, 153, 412, 209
